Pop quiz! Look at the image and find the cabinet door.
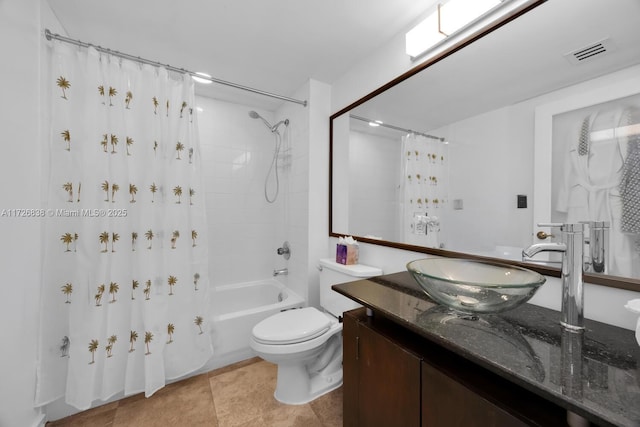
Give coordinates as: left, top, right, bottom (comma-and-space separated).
422, 362, 528, 427
357, 322, 421, 427
342, 313, 421, 427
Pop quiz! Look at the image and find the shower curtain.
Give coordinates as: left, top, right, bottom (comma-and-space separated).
36, 41, 212, 410
400, 133, 448, 247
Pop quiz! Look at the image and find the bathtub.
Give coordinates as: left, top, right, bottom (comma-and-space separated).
202, 279, 304, 371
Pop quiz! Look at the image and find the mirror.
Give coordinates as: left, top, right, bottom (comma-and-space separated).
330, 0, 640, 288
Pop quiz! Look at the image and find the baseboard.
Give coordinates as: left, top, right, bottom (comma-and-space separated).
33, 413, 46, 427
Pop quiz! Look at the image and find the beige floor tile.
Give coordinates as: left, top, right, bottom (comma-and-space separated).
46, 357, 343, 427
209, 361, 281, 426
310, 386, 343, 427
261, 403, 324, 427
233, 416, 267, 427
209, 360, 277, 396
207, 357, 262, 378
113, 373, 217, 427
46, 402, 118, 427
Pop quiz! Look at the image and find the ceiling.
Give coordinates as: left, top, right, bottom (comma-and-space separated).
46, 0, 438, 111
351, 0, 640, 134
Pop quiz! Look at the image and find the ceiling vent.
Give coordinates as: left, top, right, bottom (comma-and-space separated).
564, 38, 614, 65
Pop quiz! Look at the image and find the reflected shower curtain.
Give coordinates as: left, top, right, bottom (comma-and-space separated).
36, 42, 212, 410
400, 133, 448, 247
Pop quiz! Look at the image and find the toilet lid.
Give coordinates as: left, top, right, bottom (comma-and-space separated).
252, 307, 332, 345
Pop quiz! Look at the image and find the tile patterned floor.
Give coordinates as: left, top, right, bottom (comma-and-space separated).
46, 357, 343, 427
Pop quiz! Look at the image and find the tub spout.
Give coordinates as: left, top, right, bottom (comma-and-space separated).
273, 268, 288, 277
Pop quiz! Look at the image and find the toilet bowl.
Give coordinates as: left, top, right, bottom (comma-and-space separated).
250, 259, 383, 405
250, 307, 343, 404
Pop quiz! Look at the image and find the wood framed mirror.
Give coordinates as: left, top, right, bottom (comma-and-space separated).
330, 0, 640, 290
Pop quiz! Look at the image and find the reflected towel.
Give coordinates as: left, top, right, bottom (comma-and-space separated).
578, 115, 590, 156
620, 109, 640, 240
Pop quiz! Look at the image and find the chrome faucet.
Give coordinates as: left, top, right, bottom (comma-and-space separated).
273, 268, 288, 277
523, 223, 585, 331
521, 242, 567, 258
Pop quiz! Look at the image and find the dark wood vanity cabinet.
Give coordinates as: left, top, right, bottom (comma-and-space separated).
421, 362, 529, 427
343, 308, 567, 427
343, 308, 421, 427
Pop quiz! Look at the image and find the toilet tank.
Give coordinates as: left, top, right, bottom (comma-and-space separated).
318, 258, 382, 318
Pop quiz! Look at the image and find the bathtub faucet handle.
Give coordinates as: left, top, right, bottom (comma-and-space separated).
277, 241, 290, 260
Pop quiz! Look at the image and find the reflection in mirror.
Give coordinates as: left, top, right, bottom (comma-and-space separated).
547, 93, 640, 278
330, 0, 640, 286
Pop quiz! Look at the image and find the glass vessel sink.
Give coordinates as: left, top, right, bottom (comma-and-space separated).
407, 258, 546, 315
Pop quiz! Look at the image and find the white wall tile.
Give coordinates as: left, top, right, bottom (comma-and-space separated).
197, 96, 283, 286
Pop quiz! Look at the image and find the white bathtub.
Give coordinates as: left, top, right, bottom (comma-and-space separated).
203, 279, 304, 371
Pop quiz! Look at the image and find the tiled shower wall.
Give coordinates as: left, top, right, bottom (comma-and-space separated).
197, 96, 287, 287
275, 85, 312, 305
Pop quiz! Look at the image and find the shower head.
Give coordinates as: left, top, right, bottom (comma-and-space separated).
249, 110, 273, 130
249, 110, 289, 133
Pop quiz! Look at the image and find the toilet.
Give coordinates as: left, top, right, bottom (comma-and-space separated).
250, 258, 382, 404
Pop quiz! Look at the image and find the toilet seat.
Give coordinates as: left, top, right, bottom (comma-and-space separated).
252, 307, 332, 345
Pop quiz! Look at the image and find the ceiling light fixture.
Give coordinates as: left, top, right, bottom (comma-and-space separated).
405, 0, 535, 60
192, 72, 213, 84
369, 120, 383, 127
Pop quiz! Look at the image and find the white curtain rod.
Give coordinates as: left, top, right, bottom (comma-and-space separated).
44, 29, 308, 107
350, 114, 444, 141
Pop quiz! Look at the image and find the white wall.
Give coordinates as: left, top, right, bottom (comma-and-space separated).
437, 103, 534, 254
436, 64, 640, 259
0, 0, 46, 426
305, 79, 332, 309
348, 131, 400, 241
331, 24, 420, 113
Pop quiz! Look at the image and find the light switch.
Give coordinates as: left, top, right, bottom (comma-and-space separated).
517, 194, 527, 209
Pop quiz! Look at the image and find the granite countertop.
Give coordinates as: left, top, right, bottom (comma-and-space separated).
332, 272, 640, 427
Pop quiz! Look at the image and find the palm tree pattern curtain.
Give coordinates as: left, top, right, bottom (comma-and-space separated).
36, 42, 212, 410
401, 134, 448, 248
